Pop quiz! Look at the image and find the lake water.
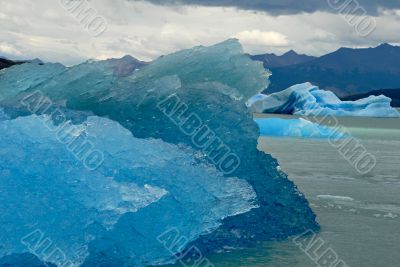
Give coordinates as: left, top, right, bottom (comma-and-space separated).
173, 115, 400, 267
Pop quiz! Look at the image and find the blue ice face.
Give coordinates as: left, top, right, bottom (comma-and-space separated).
0, 40, 317, 266
0, 115, 258, 266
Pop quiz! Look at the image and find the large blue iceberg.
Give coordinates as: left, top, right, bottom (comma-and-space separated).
248, 82, 399, 117
0, 114, 258, 266
0, 40, 317, 266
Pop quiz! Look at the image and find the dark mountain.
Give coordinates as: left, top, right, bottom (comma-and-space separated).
251, 50, 316, 68
1, 55, 146, 77
342, 88, 400, 107
0, 58, 26, 70
260, 43, 400, 96
0, 57, 44, 71
104, 55, 147, 77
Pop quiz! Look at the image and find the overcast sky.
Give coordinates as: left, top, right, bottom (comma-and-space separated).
1, 0, 400, 65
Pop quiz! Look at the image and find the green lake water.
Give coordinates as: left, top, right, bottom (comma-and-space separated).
171, 115, 400, 267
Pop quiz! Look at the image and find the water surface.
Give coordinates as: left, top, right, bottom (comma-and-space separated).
177, 115, 400, 267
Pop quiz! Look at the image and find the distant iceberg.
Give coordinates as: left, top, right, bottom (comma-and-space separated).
0, 40, 317, 266
248, 82, 399, 117
255, 118, 347, 139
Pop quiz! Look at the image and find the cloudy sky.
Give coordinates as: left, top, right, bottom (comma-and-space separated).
1, 0, 400, 65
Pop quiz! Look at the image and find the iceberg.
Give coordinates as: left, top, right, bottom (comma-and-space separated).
0, 40, 317, 266
248, 82, 400, 117
255, 118, 347, 138
0, 61, 65, 102
0, 114, 258, 266
0, 108, 8, 120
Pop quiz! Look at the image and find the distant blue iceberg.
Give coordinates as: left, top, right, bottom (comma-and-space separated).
255, 118, 347, 139
0, 40, 317, 266
248, 82, 399, 117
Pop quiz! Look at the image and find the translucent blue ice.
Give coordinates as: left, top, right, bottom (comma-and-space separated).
0, 40, 317, 266
255, 118, 347, 139
0, 108, 8, 120
0, 62, 65, 102
249, 82, 400, 117
0, 114, 258, 266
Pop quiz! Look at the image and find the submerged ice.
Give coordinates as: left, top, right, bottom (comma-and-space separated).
255, 118, 347, 139
0, 40, 317, 266
249, 82, 399, 117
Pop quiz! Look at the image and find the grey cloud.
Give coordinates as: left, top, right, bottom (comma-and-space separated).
136, 0, 400, 15
1, 0, 400, 65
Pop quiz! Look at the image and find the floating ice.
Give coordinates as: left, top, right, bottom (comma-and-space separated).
317, 195, 354, 201
0, 114, 258, 266
248, 82, 399, 117
255, 118, 347, 138
0, 40, 317, 266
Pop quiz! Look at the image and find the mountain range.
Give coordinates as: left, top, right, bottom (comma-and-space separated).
0, 58, 44, 71
2, 43, 400, 105
343, 88, 400, 107
250, 50, 316, 68
252, 43, 400, 97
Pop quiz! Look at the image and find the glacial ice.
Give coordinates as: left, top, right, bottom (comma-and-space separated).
248, 82, 399, 117
0, 114, 258, 266
255, 118, 347, 138
0, 40, 317, 266
0, 62, 65, 102
0, 108, 8, 120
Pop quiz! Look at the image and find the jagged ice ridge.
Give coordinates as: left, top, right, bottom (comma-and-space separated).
0, 40, 318, 266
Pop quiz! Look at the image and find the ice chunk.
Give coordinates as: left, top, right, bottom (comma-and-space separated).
0, 114, 258, 266
0, 40, 317, 265
0, 62, 65, 102
255, 118, 347, 138
317, 195, 354, 201
248, 82, 400, 117
0, 108, 8, 120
